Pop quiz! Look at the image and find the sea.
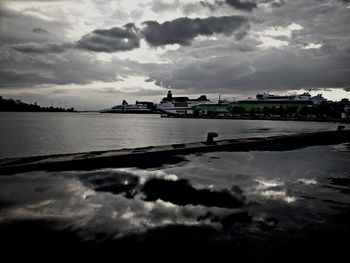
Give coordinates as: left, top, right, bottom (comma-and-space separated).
0, 112, 349, 261
0, 112, 346, 158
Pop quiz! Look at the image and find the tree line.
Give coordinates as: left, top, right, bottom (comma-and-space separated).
0, 96, 75, 112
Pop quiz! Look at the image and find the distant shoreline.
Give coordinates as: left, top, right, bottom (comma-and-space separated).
1, 110, 349, 123
0, 96, 75, 113
160, 114, 350, 123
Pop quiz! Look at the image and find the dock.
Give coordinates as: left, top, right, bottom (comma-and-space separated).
0, 130, 349, 175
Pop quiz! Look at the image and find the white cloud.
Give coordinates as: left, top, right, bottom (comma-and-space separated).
287, 22, 303, 31
258, 36, 289, 48
23, 10, 55, 22
302, 43, 322, 50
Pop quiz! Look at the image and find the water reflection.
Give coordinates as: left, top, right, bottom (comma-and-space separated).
0, 144, 349, 261
298, 178, 317, 185
251, 179, 296, 203
0, 170, 244, 239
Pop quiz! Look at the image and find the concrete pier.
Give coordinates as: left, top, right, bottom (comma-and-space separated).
0, 130, 349, 175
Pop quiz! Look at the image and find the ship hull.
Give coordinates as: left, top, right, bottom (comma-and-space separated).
101, 110, 153, 113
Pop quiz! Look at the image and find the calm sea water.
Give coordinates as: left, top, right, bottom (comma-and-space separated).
0, 112, 346, 158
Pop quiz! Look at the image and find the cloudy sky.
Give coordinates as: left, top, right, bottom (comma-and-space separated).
1, 0, 350, 110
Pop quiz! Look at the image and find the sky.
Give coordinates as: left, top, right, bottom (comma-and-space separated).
0, 0, 350, 110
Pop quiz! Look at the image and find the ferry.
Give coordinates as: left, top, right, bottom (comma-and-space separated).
240, 92, 325, 104
193, 92, 326, 116
100, 100, 153, 113
159, 91, 211, 116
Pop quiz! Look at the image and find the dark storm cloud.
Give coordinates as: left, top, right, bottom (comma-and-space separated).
199, 1, 224, 11
77, 23, 140, 52
201, 0, 269, 11
225, 0, 257, 11
11, 42, 73, 53
148, 47, 350, 94
145, 78, 154, 82
141, 16, 248, 46
0, 70, 52, 88
230, 50, 350, 91
76, 15, 249, 50
151, 0, 281, 14
138, 0, 350, 96
32, 27, 49, 34
0, 47, 137, 88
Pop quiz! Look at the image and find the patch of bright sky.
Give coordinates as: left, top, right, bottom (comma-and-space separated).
257, 0, 284, 9
22, 10, 55, 22
112, 40, 175, 64
118, 0, 145, 14
254, 23, 303, 49
263, 27, 291, 37
258, 37, 289, 49
263, 23, 303, 38
4, 0, 115, 39
302, 43, 322, 50
194, 35, 218, 41
117, 0, 190, 25
4, 0, 196, 42
40, 77, 163, 97
0, 76, 164, 110
105, 75, 164, 93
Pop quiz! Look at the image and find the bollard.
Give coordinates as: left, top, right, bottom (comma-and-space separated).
206, 132, 218, 144
337, 125, 345, 131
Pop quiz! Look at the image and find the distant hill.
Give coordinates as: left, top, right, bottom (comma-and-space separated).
0, 96, 75, 112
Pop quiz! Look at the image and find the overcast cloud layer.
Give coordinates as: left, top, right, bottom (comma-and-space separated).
0, 0, 349, 110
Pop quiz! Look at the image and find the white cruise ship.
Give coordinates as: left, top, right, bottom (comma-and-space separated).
100, 100, 153, 113
241, 92, 326, 104
159, 91, 211, 115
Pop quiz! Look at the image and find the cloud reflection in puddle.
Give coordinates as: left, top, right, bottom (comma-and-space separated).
251, 179, 296, 203
0, 170, 247, 240
1, 144, 349, 245
298, 179, 317, 185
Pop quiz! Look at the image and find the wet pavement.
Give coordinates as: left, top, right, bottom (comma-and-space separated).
0, 143, 349, 262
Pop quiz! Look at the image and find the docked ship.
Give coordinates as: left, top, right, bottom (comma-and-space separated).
100, 100, 154, 113
239, 92, 325, 104
230, 92, 327, 109
159, 91, 211, 116
193, 92, 326, 116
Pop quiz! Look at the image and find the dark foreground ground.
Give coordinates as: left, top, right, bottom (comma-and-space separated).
0, 140, 349, 262
1, 215, 349, 262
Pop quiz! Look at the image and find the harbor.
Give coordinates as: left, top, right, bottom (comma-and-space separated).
99, 90, 350, 123
1, 129, 349, 174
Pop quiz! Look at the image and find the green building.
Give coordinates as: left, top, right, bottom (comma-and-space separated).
193, 97, 314, 116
